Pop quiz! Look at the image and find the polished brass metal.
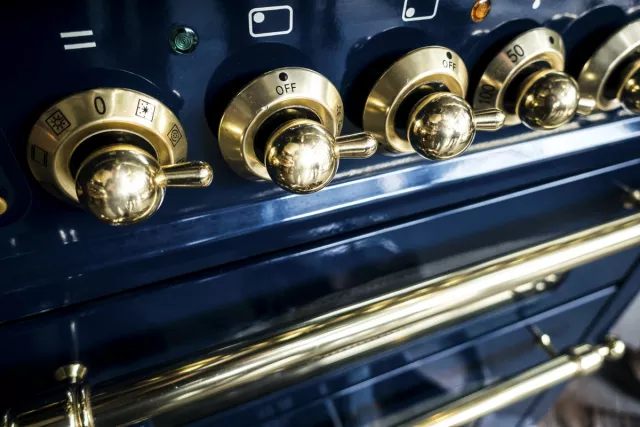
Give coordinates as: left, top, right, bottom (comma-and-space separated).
41, 364, 94, 427
54, 363, 88, 384
28, 88, 189, 204
364, 47, 503, 159
578, 20, 640, 112
0, 197, 7, 216
265, 119, 376, 194
617, 59, 640, 114
8, 212, 640, 426
218, 68, 375, 192
407, 336, 625, 427
528, 324, 558, 357
76, 145, 213, 225
623, 187, 640, 209
473, 28, 589, 128
364, 47, 469, 154
516, 69, 580, 130
27, 88, 212, 225
218, 68, 344, 181
408, 92, 505, 160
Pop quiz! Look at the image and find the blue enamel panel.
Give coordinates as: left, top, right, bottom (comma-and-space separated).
2, 0, 640, 322
3, 1, 640, 425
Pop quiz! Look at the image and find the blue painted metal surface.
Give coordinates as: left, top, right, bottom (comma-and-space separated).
1, 0, 640, 321
2, 0, 640, 425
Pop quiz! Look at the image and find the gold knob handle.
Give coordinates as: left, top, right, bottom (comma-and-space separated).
515, 69, 583, 130
617, 59, 640, 114
75, 144, 213, 226
264, 119, 377, 194
407, 92, 505, 161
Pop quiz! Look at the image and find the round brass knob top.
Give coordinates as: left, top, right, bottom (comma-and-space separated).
76, 145, 165, 226
264, 119, 377, 194
516, 69, 580, 130
408, 92, 475, 161
617, 60, 640, 114
408, 92, 505, 161
76, 144, 213, 226
265, 119, 340, 194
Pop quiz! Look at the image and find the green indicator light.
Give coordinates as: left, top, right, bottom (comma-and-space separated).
169, 26, 199, 54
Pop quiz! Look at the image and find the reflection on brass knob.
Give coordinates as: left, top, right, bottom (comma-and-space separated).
265, 119, 377, 194
516, 69, 580, 130
408, 92, 505, 160
76, 145, 213, 226
617, 60, 640, 114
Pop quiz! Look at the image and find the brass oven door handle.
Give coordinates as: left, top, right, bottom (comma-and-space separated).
6, 211, 640, 426
404, 337, 626, 427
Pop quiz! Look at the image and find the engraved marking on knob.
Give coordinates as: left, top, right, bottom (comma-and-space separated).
507, 44, 526, 63
275, 82, 297, 95
168, 124, 183, 146
135, 99, 156, 121
94, 96, 106, 115
46, 109, 71, 135
30, 145, 49, 167
472, 27, 565, 126
476, 84, 497, 106
442, 51, 458, 71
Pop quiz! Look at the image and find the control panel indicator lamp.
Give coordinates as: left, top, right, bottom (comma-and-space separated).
169, 26, 199, 54
471, 0, 491, 22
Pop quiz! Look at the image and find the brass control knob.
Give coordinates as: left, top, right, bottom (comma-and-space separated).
474, 28, 593, 130
579, 20, 640, 114
618, 61, 640, 113
27, 88, 213, 225
218, 68, 377, 193
76, 145, 212, 225
363, 47, 504, 159
408, 92, 505, 160
265, 119, 376, 193
516, 69, 581, 130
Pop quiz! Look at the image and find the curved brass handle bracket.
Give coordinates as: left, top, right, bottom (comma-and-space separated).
407, 336, 625, 427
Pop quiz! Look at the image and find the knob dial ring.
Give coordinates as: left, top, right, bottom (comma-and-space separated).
472, 27, 565, 126
218, 68, 343, 181
578, 20, 640, 112
27, 88, 187, 203
363, 47, 468, 154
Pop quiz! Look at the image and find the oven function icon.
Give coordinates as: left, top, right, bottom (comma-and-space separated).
402, 0, 439, 22
248, 6, 293, 38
